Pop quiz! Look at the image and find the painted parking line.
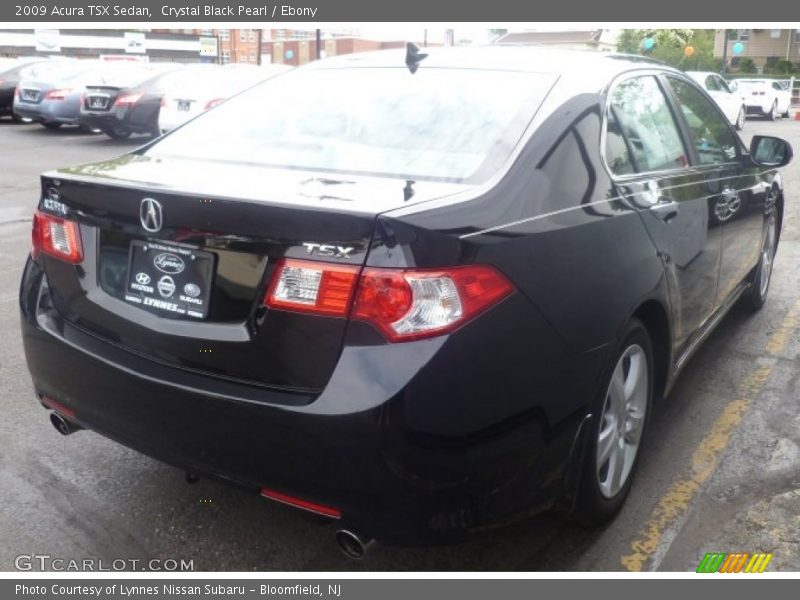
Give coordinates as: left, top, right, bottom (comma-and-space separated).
620, 297, 800, 571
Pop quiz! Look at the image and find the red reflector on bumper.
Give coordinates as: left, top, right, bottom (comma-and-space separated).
259, 488, 342, 519
40, 395, 76, 418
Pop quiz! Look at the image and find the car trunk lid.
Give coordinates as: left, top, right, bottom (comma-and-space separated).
38, 154, 466, 395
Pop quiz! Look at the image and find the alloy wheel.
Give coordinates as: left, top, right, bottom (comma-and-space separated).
596, 344, 649, 498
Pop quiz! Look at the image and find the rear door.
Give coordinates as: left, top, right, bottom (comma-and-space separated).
604, 73, 722, 355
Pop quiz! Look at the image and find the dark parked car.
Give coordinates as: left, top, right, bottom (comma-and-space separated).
20, 47, 791, 556
79, 64, 202, 140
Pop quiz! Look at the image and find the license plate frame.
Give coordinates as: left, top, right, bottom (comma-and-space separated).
124, 240, 215, 320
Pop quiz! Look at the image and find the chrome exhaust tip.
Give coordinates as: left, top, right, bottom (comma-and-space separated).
335, 529, 373, 560
49, 412, 80, 436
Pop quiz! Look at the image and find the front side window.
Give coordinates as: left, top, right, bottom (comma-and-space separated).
666, 77, 739, 166
605, 75, 687, 175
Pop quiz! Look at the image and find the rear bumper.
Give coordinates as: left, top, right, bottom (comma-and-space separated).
20, 258, 592, 545
80, 109, 147, 134
14, 101, 79, 124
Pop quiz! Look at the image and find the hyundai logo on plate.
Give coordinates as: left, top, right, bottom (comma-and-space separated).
153, 253, 185, 275
140, 198, 163, 233
157, 276, 176, 298
135, 272, 151, 285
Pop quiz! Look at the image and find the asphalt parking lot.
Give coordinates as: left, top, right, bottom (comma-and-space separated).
1, 116, 799, 572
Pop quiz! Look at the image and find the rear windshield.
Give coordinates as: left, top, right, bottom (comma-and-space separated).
19, 61, 91, 82
145, 67, 556, 183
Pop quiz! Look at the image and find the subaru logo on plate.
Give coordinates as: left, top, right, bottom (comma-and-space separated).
154, 253, 185, 275
157, 276, 176, 298
183, 283, 201, 298
140, 198, 163, 233
135, 272, 151, 285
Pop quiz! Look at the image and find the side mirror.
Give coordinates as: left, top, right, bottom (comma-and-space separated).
750, 135, 793, 168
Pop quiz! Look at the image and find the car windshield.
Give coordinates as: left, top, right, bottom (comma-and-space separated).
167, 67, 270, 95
145, 67, 555, 183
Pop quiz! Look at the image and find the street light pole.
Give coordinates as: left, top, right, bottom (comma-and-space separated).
316, 28, 321, 60
720, 29, 729, 76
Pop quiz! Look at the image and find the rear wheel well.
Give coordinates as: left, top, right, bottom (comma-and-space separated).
632, 300, 670, 401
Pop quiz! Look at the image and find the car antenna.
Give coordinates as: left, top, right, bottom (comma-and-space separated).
405, 42, 428, 74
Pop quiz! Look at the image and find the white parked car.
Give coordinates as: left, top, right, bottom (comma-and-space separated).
730, 78, 792, 120
159, 64, 290, 134
685, 71, 746, 130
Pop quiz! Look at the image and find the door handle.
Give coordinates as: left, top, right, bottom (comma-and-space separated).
650, 200, 679, 223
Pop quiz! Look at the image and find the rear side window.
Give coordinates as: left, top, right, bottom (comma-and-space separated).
605, 76, 687, 175
666, 77, 739, 165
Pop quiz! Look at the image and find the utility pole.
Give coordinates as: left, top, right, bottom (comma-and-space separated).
316, 28, 321, 60
720, 29, 729, 76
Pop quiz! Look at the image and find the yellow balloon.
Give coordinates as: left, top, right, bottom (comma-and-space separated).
684, 46, 695, 58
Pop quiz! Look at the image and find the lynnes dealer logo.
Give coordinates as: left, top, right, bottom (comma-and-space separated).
154, 253, 185, 275
696, 552, 773, 573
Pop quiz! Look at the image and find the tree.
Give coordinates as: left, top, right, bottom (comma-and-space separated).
616, 29, 720, 71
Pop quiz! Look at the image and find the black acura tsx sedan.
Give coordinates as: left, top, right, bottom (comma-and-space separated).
19, 46, 792, 556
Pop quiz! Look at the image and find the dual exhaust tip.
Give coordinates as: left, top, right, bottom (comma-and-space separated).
49, 411, 81, 436
335, 529, 373, 560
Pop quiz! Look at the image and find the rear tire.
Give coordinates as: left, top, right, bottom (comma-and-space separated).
781, 107, 791, 119
740, 211, 778, 312
572, 318, 653, 525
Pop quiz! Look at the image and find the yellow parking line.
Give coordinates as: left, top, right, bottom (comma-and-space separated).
620, 297, 800, 571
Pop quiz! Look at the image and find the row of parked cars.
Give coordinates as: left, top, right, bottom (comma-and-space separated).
0, 56, 289, 138
687, 70, 794, 129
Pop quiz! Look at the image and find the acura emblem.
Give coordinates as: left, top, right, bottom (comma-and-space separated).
140, 198, 163, 232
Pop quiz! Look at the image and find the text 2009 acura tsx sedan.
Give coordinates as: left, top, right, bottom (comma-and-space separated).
19, 47, 792, 556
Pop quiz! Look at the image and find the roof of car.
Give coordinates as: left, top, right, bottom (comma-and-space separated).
307, 46, 678, 79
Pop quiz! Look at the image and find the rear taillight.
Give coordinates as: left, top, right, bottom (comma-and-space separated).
31, 211, 83, 264
265, 259, 358, 317
115, 92, 143, 107
264, 259, 514, 342
204, 97, 224, 110
14, 86, 20, 98
44, 88, 71, 101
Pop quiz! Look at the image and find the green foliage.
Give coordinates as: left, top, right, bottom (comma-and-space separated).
616, 29, 721, 71
738, 57, 757, 73
772, 59, 794, 75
